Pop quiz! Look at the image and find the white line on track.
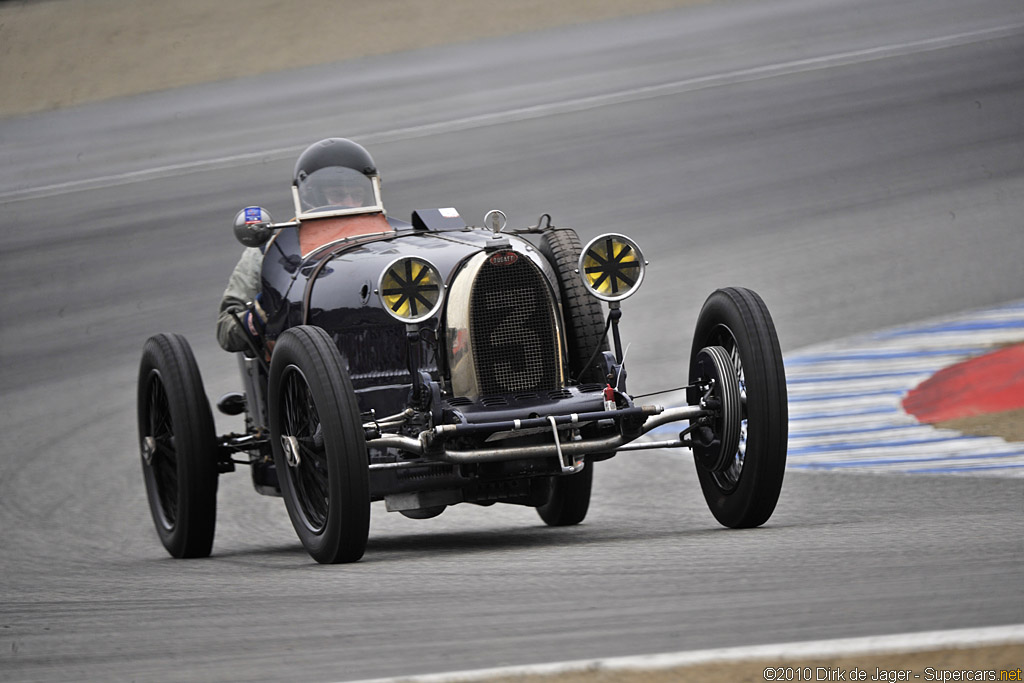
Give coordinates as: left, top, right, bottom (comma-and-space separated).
345, 624, 1024, 683
2, 23, 1022, 203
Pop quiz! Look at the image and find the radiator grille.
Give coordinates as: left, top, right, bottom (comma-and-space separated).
470, 256, 559, 396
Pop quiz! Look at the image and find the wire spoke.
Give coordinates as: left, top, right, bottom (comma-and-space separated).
145, 373, 178, 526
280, 366, 330, 532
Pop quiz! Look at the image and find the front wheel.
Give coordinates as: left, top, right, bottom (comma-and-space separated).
536, 466, 593, 527
689, 287, 787, 528
137, 334, 219, 558
268, 326, 370, 563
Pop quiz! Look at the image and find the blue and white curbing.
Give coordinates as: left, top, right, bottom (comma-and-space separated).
646, 299, 1024, 477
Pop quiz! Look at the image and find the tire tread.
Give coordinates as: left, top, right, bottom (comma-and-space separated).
138, 333, 218, 558
690, 287, 787, 528
268, 326, 369, 563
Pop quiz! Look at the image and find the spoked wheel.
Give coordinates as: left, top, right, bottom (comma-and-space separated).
535, 228, 607, 526
690, 345, 742, 473
268, 326, 369, 563
689, 287, 787, 528
137, 334, 218, 558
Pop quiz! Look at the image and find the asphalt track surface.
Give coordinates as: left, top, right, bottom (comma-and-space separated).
1, 0, 1023, 680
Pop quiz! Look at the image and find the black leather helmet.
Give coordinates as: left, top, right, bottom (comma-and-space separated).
292, 138, 383, 216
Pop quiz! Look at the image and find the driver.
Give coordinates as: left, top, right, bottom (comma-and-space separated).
299, 164, 373, 213
216, 138, 392, 353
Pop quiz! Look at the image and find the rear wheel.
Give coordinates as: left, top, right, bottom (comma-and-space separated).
137, 334, 218, 558
689, 287, 787, 528
535, 228, 607, 526
268, 326, 370, 563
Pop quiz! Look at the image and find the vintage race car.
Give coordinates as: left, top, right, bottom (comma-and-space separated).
137, 206, 788, 563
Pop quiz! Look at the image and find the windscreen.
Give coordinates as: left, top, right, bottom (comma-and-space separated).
296, 166, 377, 214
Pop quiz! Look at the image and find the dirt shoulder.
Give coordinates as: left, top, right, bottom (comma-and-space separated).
938, 408, 1024, 442
477, 644, 1023, 683
0, 0, 707, 118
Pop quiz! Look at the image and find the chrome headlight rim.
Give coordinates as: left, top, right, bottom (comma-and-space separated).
376, 256, 445, 324
578, 233, 646, 302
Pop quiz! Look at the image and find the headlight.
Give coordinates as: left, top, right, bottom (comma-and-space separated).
578, 233, 646, 302
377, 257, 445, 323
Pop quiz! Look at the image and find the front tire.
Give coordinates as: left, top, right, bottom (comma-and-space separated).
137, 334, 218, 558
690, 287, 787, 528
535, 465, 593, 527
268, 326, 370, 563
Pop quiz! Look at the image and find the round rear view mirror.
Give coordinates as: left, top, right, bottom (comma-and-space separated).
233, 206, 274, 247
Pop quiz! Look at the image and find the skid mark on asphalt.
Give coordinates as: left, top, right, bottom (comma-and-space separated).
646, 300, 1024, 477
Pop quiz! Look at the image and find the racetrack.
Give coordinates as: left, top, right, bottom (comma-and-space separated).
1, 0, 1023, 680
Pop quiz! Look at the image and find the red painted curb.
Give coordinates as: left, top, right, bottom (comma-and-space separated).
903, 342, 1024, 423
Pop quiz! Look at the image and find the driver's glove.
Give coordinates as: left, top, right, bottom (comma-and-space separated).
243, 294, 267, 339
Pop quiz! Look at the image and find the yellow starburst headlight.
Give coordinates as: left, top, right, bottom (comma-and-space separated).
377, 257, 445, 323
578, 233, 646, 302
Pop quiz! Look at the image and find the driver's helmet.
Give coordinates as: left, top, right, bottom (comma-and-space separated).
292, 138, 383, 216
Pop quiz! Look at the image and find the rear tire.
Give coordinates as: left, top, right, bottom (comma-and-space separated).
268, 326, 370, 563
137, 334, 218, 558
690, 287, 787, 528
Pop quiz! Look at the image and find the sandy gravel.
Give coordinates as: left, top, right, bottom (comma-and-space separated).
939, 408, 1024, 442
0, 0, 707, 118
479, 644, 1024, 683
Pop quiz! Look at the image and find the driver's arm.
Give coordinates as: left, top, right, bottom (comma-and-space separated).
216, 247, 264, 352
